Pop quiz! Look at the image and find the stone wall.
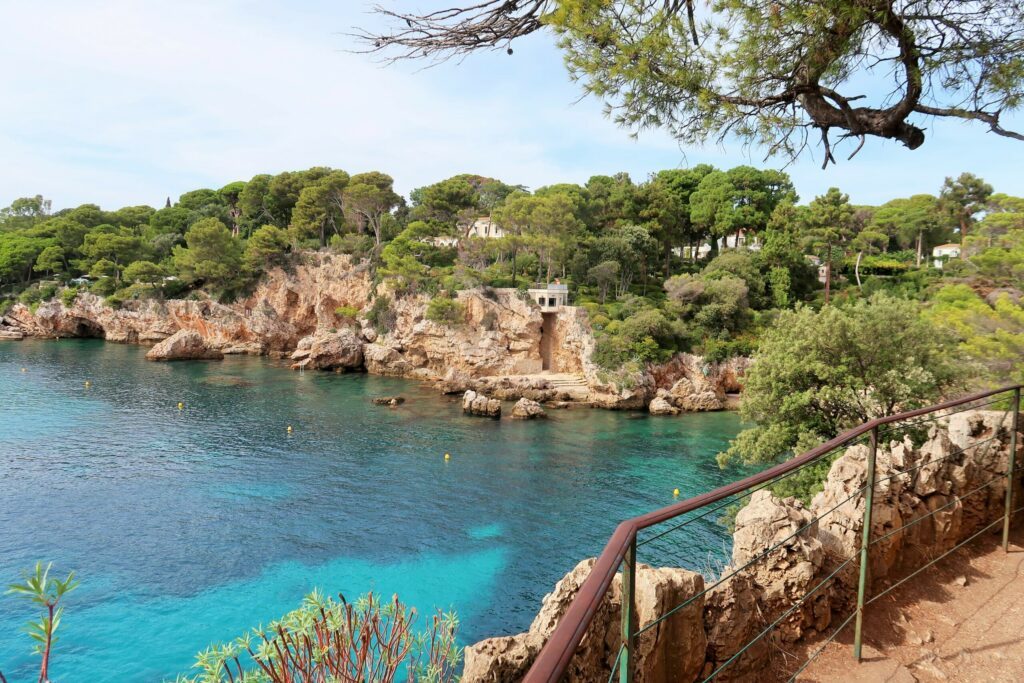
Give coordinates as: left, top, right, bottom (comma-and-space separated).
463, 410, 1022, 682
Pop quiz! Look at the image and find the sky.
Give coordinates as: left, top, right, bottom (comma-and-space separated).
1, 0, 1021, 212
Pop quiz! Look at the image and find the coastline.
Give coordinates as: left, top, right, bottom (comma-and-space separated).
1, 251, 750, 413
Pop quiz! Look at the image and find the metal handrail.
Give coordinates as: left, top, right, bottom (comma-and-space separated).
525, 385, 1023, 683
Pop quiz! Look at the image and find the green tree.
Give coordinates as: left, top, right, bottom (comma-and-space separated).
34, 245, 66, 276
588, 260, 620, 304
801, 188, 855, 303
940, 173, 994, 251
870, 195, 949, 267
122, 260, 167, 286
365, 2, 1024, 160
290, 170, 351, 247
343, 172, 402, 248
719, 295, 963, 467
0, 234, 45, 284
244, 225, 291, 270
79, 226, 143, 283
172, 218, 243, 294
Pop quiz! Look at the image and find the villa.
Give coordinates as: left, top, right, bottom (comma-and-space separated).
932, 243, 961, 268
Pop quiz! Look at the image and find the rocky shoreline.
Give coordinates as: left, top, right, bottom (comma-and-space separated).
462, 410, 1023, 681
0, 252, 749, 413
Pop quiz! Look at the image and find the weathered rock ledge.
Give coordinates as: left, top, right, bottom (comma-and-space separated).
463, 410, 1023, 682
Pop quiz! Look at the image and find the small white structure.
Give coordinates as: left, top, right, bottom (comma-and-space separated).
69, 276, 91, 286
422, 236, 459, 248
466, 217, 504, 239
932, 243, 961, 269
528, 283, 569, 312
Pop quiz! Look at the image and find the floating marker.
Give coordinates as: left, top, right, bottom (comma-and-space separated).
287, 425, 293, 434
177, 402, 184, 410
84, 381, 91, 388
673, 488, 680, 497
444, 452, 451, 461
21, 368, 26, 373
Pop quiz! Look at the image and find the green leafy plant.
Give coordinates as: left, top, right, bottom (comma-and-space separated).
175, 590, 460, 683
425, 294, 465, 326
366, 295, 397, 334
4, 562, 79, 683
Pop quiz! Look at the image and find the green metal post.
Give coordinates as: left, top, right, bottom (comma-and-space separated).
619, 537, 637, 683
1003, 388, 1021, 552
853, 426, 878, 662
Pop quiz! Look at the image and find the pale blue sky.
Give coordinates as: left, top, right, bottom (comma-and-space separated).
1, 0, 1021, 212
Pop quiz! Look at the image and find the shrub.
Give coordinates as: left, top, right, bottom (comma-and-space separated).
60, 287, 79, 307
334, 305, 360, 320
480, 308, 498, 331
177, 591, 460, 683
366, 295, 397, 333
426, 294, 465, 326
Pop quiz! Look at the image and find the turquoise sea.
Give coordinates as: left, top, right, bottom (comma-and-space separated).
0, 339, 745, 681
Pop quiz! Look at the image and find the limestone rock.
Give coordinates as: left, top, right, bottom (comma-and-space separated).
463, 390, 501, 418
648, 396, 680, 415
145, 330, 223, 361
463, 558, 706, 683
511, 398, 546, 420
296, 329, 364, 370
371, 396, 405, 406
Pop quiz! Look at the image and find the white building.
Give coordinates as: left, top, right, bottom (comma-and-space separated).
932, 243, 961, 269
465, 216, 504, 239
527, 283, 569, 312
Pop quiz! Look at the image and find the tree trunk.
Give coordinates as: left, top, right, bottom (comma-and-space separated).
855, 251, 863, 290
959, 216, 968, 254
915, 231, 922, 268
823, 255, 831, 305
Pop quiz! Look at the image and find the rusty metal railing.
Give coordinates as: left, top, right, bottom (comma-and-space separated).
525, 385, 1022, 683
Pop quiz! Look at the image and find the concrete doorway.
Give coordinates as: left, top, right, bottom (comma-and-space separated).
540, 312, 556, 371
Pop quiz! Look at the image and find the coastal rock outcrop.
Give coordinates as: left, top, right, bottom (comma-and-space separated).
463, 390, 501, 418
145, 330, 224, 361
462, 559, 706, 683
648, 395, 681, 416
465, 410, 1021, 682
510, 398, 546, 420
371, 396, 405, 406
291, 329, 364, 371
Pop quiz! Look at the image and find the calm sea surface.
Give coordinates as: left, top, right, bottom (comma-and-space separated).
0, 339, 747, 681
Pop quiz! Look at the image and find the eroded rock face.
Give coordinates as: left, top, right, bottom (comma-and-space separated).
463, 559, 706, 683
649, 396, 681, 416
463, 390, 501, 418
511, 398, 546, 420
291, 329, 364, 370
145, 330, 223, 361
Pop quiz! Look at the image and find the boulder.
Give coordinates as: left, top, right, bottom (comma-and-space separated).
297, 329, 364, 370
145, 330, 223, 361
463, 390, 502, 417
511, 398, 546, 420
0, 328, 24, 340
371, 396, 405, 406
648, 396, 680, 416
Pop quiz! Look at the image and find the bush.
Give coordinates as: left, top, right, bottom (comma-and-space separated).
366, 295, 397, 333
480, 309, 498, 331
426, 294, 465, 326
60, 287, 79, 307
334, 305, 360, 320
176, 591, 460, 683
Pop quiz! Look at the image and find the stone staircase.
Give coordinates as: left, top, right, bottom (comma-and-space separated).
542, 373, 590, 400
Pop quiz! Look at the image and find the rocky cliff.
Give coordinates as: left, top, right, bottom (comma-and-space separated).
1, 251, 747, 409
463, 409, 1023, 681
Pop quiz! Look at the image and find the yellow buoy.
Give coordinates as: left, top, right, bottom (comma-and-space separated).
84, 381, 91, 388
673, 488, 680, 497
21, 367, 26, 373
287, 425, 293, 434
177, 402, 184, 410
444, 452, 451, 461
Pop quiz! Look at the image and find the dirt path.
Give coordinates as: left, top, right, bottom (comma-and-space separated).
795, 525, 1024, 682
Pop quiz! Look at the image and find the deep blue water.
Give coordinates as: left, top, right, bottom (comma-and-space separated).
0, 339, 745, 682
